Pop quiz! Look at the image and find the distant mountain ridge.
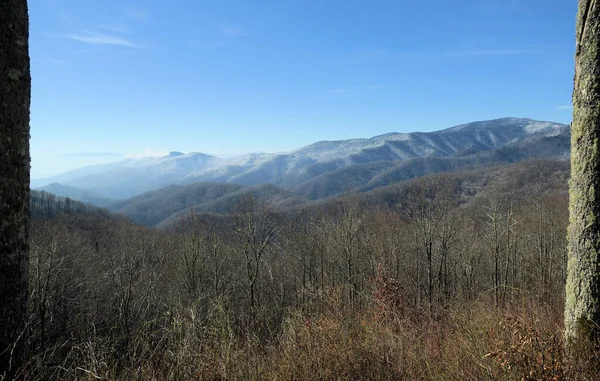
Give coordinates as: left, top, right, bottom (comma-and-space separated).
37, 183, 114, 207
103, 182, 305, 227
33, 118, 570, 200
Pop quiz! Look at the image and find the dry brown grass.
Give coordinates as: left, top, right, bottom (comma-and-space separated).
23, 287, 594, 380
264, 294, 600, 381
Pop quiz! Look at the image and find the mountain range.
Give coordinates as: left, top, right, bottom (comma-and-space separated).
34, 117, 570, 203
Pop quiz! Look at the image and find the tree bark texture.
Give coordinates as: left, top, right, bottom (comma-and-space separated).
0, 0, 31, 378
566, 0, 600, 346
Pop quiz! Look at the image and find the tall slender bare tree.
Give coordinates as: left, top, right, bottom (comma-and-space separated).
0, 0, 31, 377
565, 0, 600, 353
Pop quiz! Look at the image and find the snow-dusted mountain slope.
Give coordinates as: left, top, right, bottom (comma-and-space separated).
33, 118, 570, 200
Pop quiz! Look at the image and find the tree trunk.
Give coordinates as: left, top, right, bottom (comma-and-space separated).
0, 0, 31, 378
565, 0, 600, 349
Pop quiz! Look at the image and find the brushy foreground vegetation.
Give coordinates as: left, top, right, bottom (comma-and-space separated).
18, 161, 598, 380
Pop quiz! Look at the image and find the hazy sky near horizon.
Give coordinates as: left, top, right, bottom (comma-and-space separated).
30, 0, 575, 178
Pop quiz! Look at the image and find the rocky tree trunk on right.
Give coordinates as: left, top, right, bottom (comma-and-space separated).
565, 0, 600, 361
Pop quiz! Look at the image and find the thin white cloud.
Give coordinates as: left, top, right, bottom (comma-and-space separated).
60, 152, 121, 159
558, 105, 573, 110
219, 24, 250, 36
125, 149, 170, 159
57, 31, 140, 48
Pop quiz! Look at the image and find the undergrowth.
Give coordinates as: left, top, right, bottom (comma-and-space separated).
19, 269, 595, 380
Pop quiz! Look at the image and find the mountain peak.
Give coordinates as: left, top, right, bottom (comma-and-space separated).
444, 117, 552, 132
35, 118, 570, 200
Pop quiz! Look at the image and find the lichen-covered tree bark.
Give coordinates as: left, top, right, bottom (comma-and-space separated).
565, 0, 600, 347
0, 0, 31, 378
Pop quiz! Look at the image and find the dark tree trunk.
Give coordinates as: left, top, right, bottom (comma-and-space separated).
0, 0, 31, 378
565, 0, 600, 350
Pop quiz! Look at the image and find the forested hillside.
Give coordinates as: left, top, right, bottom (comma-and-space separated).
24, 158, 579, 380
106, 182, 306, 227
98, 159, 569, 229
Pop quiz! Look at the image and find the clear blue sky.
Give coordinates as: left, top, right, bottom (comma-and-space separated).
30, 0, 575, 178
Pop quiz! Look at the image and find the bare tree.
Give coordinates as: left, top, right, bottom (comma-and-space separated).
324, 197, 366, 310
0, 0, 31, 377
403, 176, 459, 314
479, 194, 513, 307
231, 196, 279, 313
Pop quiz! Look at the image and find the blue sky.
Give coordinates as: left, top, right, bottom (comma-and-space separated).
30, 0, 575, 178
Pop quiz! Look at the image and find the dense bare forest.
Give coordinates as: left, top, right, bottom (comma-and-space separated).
17, 159, 587, 380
